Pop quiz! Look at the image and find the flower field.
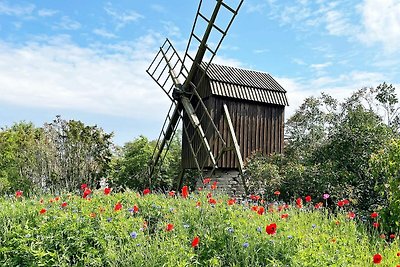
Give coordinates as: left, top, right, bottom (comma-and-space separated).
1, 184, 400, 266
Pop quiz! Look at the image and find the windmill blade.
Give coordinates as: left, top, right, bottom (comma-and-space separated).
182, 0, 243, 91
148, 101, 182, 179
146, 39, 189, 101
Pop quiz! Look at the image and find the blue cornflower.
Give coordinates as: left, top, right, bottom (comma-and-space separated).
107, 217, 112, 222
130, 231, 137, 238
227, 227, 234, 233
243, 242, 249, 248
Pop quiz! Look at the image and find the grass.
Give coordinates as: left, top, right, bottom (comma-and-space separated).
0, 186, 399, 266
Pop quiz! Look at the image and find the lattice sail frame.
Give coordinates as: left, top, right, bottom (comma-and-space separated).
146, 0, 244, 185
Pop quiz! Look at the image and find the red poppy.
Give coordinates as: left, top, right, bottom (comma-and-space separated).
83, 188, 91, 198
390, 234, 396, 239
15, 190, 23, 198
347, 211, 355, 219
39, 198, 44, 204
166, 223, 174, 232
257, 206, 265, 215
143, 188, 151, 195
250, 195, 260, 201
191, 236, 200, 247
251, 206, 258, 211
314, 202, 323, 209
266, 223, 277, 235
296, 198, 303, 208
380, 234, 385, 239
168, 191, 175, 197
281, 213, 289, 219
203, 178, 211, 184
104, 187, 111, 195
397, 252, 400, 257
208, 198, 217, 205
61, 202, 68, 208
305, 195, 312, 202
114, 202, 122, 211
39, 208, 47, 214
343, 199, 350, 205
181, 185, 189, 198
337, 200, 345, 207
278, 205, 284, 211
211, 181, 217, 190
198, 187, 203, 191
371, 212, 378, 218
227, 198, 236, 205
373, 222, 380, 228
373, 253, 382, 264
274, 191, 281, 196
206, 192, 212, 199
81, 183, 88, 190
90, 212, 96, 218
133, 205, 139, 213
196, 201, 201, 207
335, 220, 340, 225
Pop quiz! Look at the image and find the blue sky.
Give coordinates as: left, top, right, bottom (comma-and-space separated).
0, 0, 399, 145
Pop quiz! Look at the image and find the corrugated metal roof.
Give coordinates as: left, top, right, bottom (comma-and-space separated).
200, 63, 289, 106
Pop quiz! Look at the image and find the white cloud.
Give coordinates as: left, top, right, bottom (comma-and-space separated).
55, 16, 81, 30
37, 8, 58, 17
0, 34, 171, 120
0, 1, 34, 16
93, 28, 117, 39
358, 0, 400, 52
150, 4, 166, 13
104, 4, 144, 30
161, 21, 181, 38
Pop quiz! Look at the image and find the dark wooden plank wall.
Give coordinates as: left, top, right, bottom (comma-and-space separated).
182, 95, 285, 169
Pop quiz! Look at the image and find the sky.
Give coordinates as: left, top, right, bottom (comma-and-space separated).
0, 0, 399, 145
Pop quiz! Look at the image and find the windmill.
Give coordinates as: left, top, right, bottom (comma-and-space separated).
147, 0, 245, 190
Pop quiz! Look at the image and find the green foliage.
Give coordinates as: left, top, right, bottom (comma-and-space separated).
0, 117, 113, 195
370, 139, 400, 233
1, 190, 399, 266
111, 133, 181, 191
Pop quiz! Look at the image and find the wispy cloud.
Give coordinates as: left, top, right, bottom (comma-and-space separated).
358, 0, 400, 52
150, 4, 166, 13
93, 28, 117, 39
37, 8, 58, 17
0, 1, 35, 17
55, 16, 81, 30
104, 4, 144, 30
161, 21, 181, 38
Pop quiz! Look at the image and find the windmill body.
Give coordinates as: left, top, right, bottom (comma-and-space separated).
146, 0, 288, 196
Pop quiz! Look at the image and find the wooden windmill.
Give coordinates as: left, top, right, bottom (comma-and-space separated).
147, 0, 288, 195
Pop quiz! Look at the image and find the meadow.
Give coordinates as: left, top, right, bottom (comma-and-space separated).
1, 182, 399, 267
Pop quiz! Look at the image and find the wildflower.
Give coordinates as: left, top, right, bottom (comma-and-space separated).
312, 224, 317, 228
397, 252, 400, 257
243, 242, 249, 248
257, 206, 265, 215
305, 195, 312, 202
133, 205, 139, 213
39, 208, 47, 214
347, 211, 355, 219
380, 234, 386, 239
90, 212, 96, 218
281, 213, 289, 219
15, 190, 23, 198
191, 236, 200, 247
81, 183, 88, 190
114, 202, 122, 211
371, 212, 378, 218
107, 218, 112, 222
208, 198, 217, 205
335, 221, 340, 225
274, 191, 281, 196
104, 187, 111, 195
61, 202, 68, 208
343, 199, 350, 205
314, 202, 323, 209
181, 185, 189, 198
211, 181, 217, 190
373, 253, 382, 264
143, 188, 150, 195
183, 224, 189, 228
166, 224, 174, 232
256, 226, 262, 232
296, 198, 302, 208
390, 234, 396, 239
54, 196, 60, 202
373, 222, 380, 228
206, 192, 212, 198
203, 178, 211, 184
288, 235, 293, 239
198, 187, 203, 191
227, 227, 234, 233
196, 201, 201, 207
337, 200, 345, 207
83, 188, 91, 198
227, 198, 236, 205
168, 191, 175, 197
250, 195, 260, 201
266, 223, 277, 235
323, 193, 330, 199
130, 232, 137, 238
